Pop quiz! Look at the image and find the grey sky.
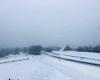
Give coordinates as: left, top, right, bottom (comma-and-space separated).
0, 0, 100, 48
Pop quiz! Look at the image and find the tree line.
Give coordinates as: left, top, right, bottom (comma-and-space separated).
64, 45, 100, 53
0, 44, 100, 58
0, 45, 60, 58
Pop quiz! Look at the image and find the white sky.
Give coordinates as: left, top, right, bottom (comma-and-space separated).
0, 0, 100, 48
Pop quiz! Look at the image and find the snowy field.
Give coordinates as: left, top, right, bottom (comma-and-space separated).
0, 53, 100, 80
53, 51, 100, 60
48, 51, 100, 65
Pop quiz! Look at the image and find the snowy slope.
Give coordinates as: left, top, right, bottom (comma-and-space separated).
0, 54, 100, 80
59, 51, 100, 60
49, 51, 100, 65
0, 52, 29, 64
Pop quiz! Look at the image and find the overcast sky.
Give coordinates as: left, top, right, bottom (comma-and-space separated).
0, 0, 100, 48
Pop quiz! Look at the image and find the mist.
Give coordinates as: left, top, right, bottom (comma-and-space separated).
0, 0, 100, 48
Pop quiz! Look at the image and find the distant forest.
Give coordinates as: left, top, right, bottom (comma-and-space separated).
0, 45, 100, 58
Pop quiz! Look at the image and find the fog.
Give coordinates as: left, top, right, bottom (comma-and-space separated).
0, 0, 100, 48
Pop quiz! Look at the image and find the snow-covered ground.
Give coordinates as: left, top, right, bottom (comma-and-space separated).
53, 51, 100, 60
0, 52, 29, 64
49, 51, 100, 65
0, 53, 100, 80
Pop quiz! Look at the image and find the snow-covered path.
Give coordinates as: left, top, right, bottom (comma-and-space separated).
0, 54, 100, 80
